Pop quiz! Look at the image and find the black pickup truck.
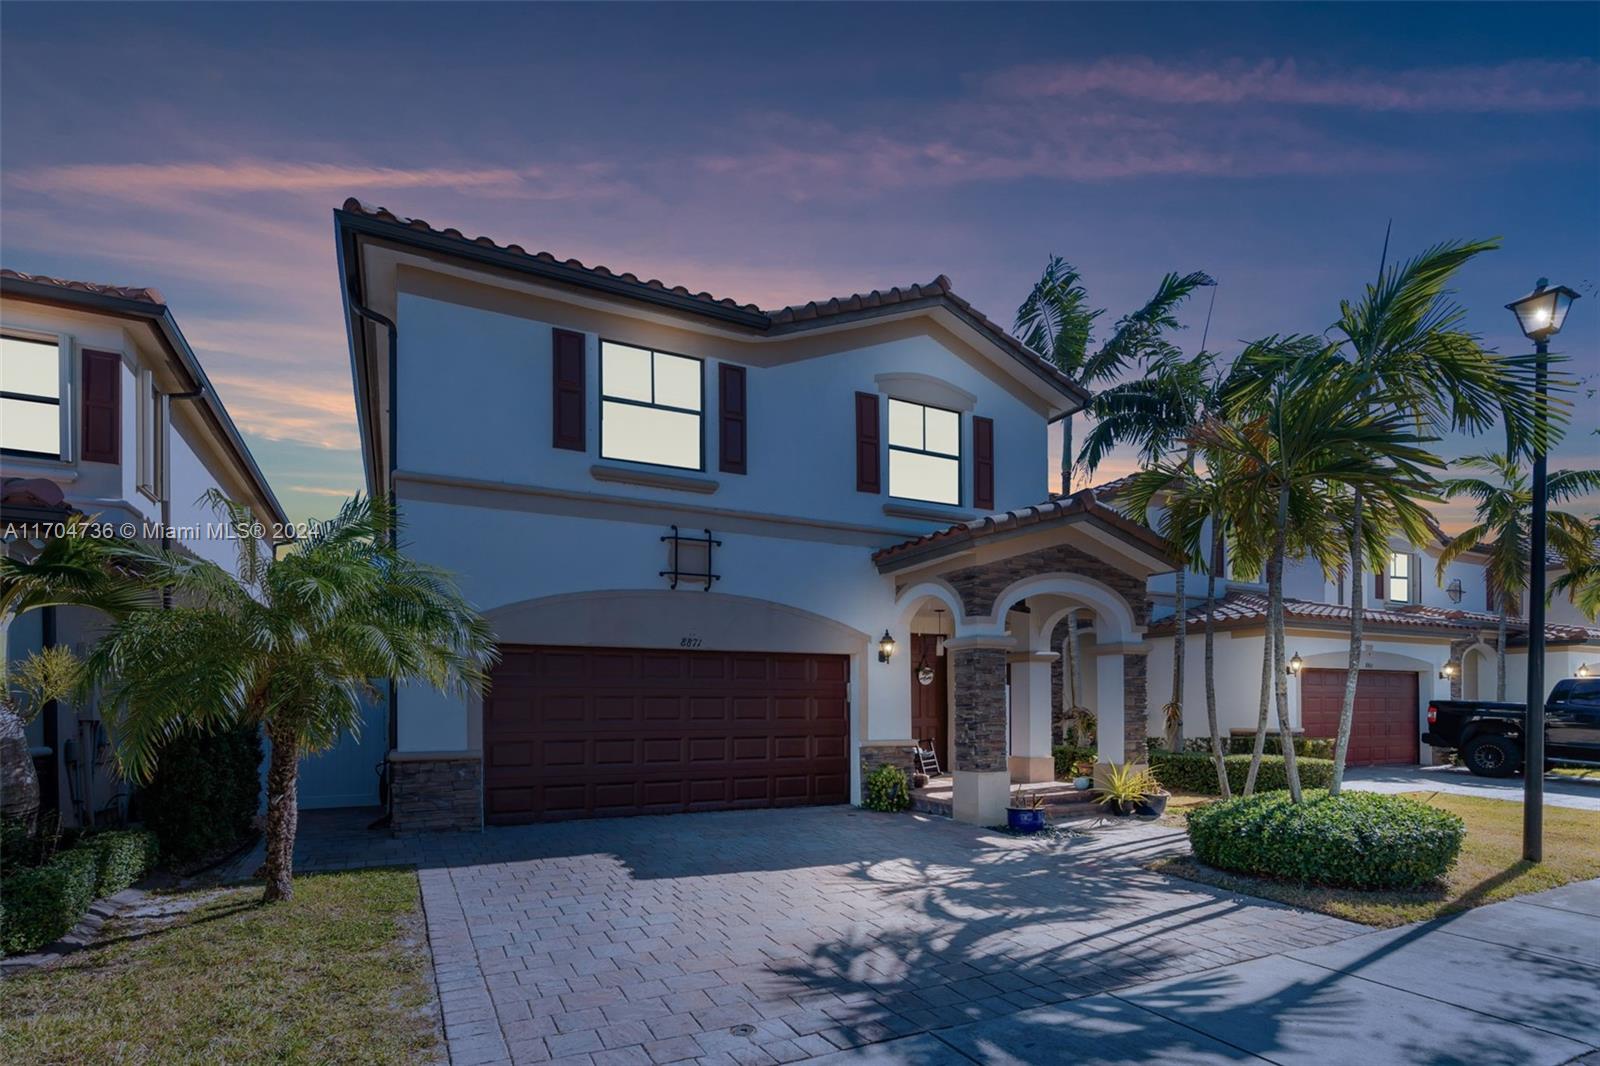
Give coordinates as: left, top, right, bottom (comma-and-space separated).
1424, 678, 1600, 777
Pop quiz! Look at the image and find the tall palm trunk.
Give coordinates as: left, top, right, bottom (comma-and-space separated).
1168, 559, 1187, 751
1204, 520, 1229, 798
1267, 485, 1303, 802
262, 725, 301, 903
1496, 603, 1508, 701
1244, 626, 1273, 796
1329, 492, 1365, 796
1, 706, 42, 831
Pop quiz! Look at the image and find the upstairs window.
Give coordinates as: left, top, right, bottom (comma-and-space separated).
1, 332, 64, 459
1387, 551, 1413, 603
137, 369, 167, 499
888, 398, 960, 506
600, 341, 702, 470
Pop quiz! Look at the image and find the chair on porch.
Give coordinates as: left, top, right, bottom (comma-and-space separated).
912, 741, 943, 778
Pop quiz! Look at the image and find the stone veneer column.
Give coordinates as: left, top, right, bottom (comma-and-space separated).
1092, 641, 1150, 770
951, 644, 1011, 825
388, 751, 483, 832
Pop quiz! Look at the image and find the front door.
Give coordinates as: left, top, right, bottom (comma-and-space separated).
909, 634, 949, 769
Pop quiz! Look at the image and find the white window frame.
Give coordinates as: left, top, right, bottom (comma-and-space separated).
1387, 550, 1414, 604
887, 397, 962, 507
598, 339, 704, 472
0, 325, 73, 464
136, 366, 167, 501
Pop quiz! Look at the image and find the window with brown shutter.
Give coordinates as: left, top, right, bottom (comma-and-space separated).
973, 415, 994, 510
718, 363, 746, 474
855, 391, 880, 493
1374, 567, 1385, 601
551, 328, 586, 451
80, 349, 120, 463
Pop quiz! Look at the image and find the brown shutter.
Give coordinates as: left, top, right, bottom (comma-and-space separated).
718, 364, 747, 474
80, 349, 120, 463
1374, 567, 1385, 600
854, 391, 880, 493
973, 415, 994, 510
551, 328, 585, 451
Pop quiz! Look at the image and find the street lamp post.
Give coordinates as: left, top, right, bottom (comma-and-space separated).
1506, 278, 1579, 863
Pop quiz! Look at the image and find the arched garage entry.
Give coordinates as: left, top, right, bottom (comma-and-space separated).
479, 590, 867, 823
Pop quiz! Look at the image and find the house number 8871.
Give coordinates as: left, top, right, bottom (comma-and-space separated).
680, 636, 703, 648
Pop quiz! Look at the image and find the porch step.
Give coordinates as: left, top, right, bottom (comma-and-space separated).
909, 779, 1099, 820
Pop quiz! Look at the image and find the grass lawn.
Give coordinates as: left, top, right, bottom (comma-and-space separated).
1155, 790, 1600, 927
1550, 766, 1600, 781
0, 868, 442, 1065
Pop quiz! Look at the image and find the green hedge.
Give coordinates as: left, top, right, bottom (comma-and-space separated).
0, 829, 159, 956
141, 725, 262, 864
1150, 752, 1335, 795
1187, 790, 1464, 889
1052, 745, 1097, 778
1185, 735, 1335, 758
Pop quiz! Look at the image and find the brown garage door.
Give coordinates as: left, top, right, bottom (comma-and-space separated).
1301, 668, 1419, 766
484, 645, 850, 824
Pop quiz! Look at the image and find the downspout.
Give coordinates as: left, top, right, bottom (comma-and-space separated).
348, 302, 400, 820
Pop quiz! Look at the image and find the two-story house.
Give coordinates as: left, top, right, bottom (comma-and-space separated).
1, 269, 288, 828
336, 201, 1173, 830
1114, 479, 1600, 766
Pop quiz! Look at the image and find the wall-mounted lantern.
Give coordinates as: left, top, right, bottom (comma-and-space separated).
878, 630, 897, 664
1440, 660, 1460, 681
1579, 663, 1593, 679
1286, 652, 1304, 677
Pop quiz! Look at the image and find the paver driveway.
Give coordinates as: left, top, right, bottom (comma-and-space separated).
276, 807, 1361, 1065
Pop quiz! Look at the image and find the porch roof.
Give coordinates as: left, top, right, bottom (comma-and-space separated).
871, 489, 1173, 574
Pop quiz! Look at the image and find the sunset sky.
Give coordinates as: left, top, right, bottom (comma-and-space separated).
3, 2, 1596, 529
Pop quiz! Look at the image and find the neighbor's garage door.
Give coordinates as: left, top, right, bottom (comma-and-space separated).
483, 646, 850, 824
1301, 668, 1420, 766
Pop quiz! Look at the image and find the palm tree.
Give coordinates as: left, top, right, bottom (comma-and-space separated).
1015, 259, 1210, 750
12, 493, 498, 902
1, 521, 167, 833
1208, 340, 1442, 800
1317, 237, 1545, 794
1550, 517, 1600, 620
1084, 348, 1222, 750
1437, 454, 1600, 697
1124, 452, 1236, 796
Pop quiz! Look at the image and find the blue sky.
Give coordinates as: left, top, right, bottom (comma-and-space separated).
3, 2, 1596, 528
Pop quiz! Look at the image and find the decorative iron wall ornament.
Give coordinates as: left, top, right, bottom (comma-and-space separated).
660, 525, 721, 590
1446, 577, 1464, 604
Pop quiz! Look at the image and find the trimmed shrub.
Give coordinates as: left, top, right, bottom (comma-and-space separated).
141, 724, 262, 864
0, 846, 99, 955
1150, 752, 1335, 795
1187, 790, 1464, 889
87, 830, 160, 896
862, 763, 911, 812
1052, 745, 1096, 778
1184, 735, 1334, 759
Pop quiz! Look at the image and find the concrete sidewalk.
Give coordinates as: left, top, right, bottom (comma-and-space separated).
1344, 765, 1600, 812
826, 878, 1600, 1065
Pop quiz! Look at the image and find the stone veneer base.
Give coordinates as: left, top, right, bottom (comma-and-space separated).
388, 751, 483, 833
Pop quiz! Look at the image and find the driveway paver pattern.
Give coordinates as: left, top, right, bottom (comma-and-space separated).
267, 807, 1362, 1064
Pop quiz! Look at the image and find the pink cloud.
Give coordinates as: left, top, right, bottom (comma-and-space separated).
982, 57, 1600, 112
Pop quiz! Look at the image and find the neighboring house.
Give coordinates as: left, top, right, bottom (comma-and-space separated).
1097, 479, 1600, 766
336, 200, 1172, 829
0, 269, 288, 828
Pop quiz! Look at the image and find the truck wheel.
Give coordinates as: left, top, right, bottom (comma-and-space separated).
1462, 734, 1521, 778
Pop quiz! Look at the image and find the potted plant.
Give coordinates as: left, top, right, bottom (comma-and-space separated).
1006, 788, 1047, 833
1135, 779, 1171, 818
1094, 763, 1160, 817
1072, 761, 1094, 791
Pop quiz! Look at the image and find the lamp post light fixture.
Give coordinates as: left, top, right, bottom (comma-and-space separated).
1508, 277, 1580, 864
878, 630, 897, 664
1286, 652, 1304, 677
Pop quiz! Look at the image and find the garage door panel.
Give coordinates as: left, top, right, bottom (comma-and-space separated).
1302, 668, 1418, 766
485, 646, 850, 824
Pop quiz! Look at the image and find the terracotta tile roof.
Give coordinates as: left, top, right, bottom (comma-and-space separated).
0, 268, 165, 306
1146, 589, 1600, 644
872, 489, 1171, 571
337, 200, 1088, 404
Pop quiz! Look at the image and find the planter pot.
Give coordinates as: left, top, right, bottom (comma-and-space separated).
1135, 792, 1170, 818
911, 772, 929, 789
1103, 798, 1139, 817
1006, 807, 1047, 833
1073, 776, 1092, 791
